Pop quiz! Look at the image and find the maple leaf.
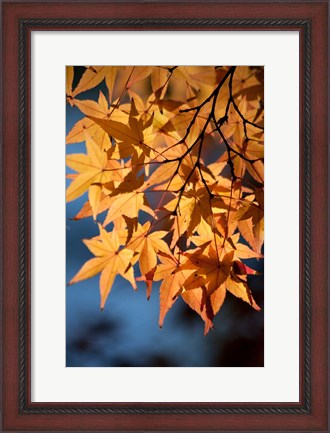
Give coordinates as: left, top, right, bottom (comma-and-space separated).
66, 66, 74, 101
226, 274, 261, 311
171, 66, 201, 91
153, 252, 192, 328
89, 105, 155, 160
142, 161, 180, 190
164, 187, 229, 247
66, 102, 129, 151
192, 231, 263, 261
72, 193, 112, 221
126, 66, 153, 88
233, 190, 264, 253
181, 287, 216, 335
101, 172, 152, 226
218, 137, 264, 183
69, 225, 136, 309
151, 66, 170, 97
71, 66, 106, 98
66, 133, 114, 210
124, 222, 172, 277
103, 191, 145, 226
182, 246, 234, 297
231, 66, 263, 102
180, 241, 260, 322
66, 117, 110, 149
105, 66, 118, 102
73, 92, 110, 119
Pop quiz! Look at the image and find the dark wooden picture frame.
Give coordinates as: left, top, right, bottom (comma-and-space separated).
1, 1, 328, 432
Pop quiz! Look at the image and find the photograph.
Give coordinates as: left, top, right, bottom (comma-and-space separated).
66, 65, 264, 367
2, 1, 328, 430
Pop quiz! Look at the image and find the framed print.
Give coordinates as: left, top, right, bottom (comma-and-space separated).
1, 1, 328, 432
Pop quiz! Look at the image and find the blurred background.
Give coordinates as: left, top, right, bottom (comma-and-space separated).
66, 67, 264, 368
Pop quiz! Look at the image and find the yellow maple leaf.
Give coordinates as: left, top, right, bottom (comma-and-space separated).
66, 133, 119, 219
71, 66, 106, 98
182, 247, 234, 296
123, 222, 172, 276
69, 225, 136, 309
153, 252, 192, 328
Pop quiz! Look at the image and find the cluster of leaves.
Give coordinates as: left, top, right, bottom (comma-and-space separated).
66, 65, 264, 334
